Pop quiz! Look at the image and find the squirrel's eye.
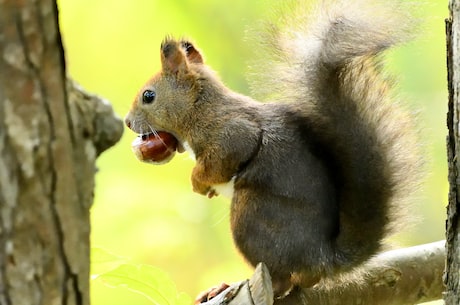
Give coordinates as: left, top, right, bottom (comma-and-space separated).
142, 90, 156, 104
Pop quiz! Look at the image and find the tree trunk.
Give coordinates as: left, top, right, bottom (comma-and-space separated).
0, 1, 123, 304
445, 0, 460, 304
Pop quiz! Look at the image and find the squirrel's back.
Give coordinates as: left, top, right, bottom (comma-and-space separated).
253, 0, 421, 269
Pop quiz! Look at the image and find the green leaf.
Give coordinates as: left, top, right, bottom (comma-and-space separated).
176, 292, 193, 305
96, 263, 192, 305
91, 247, 128, 278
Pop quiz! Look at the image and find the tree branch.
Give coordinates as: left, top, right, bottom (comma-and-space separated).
68, 80, 124, 156
204, 241, 445, 305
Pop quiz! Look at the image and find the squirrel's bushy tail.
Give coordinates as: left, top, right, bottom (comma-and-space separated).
253, 0, 422, 269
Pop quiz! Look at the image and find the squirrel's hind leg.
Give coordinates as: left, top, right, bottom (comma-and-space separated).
272, 275, 294, 299
272, 271, 321, 299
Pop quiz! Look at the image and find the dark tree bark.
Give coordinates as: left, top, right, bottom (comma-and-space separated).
445, 0, 460, 304
0, 1, 123, 304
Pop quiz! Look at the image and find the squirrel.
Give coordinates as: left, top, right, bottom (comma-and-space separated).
125, 0, 421, 300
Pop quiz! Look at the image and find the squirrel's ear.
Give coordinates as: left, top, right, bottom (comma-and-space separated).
160, 39, 188, 75
181, 40, 204, 64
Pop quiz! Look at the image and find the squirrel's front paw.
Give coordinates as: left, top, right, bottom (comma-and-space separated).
192, 178, 218, 198
194, 283, 230, 304
207, 189, 218, 198
192, 179, 208, 195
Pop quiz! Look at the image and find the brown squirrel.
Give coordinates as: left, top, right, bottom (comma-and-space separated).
125, 0, 421, 300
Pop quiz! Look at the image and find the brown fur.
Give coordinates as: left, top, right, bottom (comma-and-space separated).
125, 0, 421, 298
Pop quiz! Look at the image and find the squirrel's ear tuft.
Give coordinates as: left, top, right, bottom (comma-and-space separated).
180, 40, 204, 64
160, 38, 188, 75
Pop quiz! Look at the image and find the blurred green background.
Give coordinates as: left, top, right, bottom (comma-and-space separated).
57, 0, 448, 304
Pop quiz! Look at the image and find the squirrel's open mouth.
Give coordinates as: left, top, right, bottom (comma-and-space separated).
130, 131, 185, 164
137, 131, 185, 153
139, 131, 185, 153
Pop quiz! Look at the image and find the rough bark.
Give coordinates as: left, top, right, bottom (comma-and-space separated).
445, 0, 460, 304
204, 242, 445, 305
0, 1, 123, 304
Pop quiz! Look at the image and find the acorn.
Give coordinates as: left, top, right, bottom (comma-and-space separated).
131, 131, 178, 164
